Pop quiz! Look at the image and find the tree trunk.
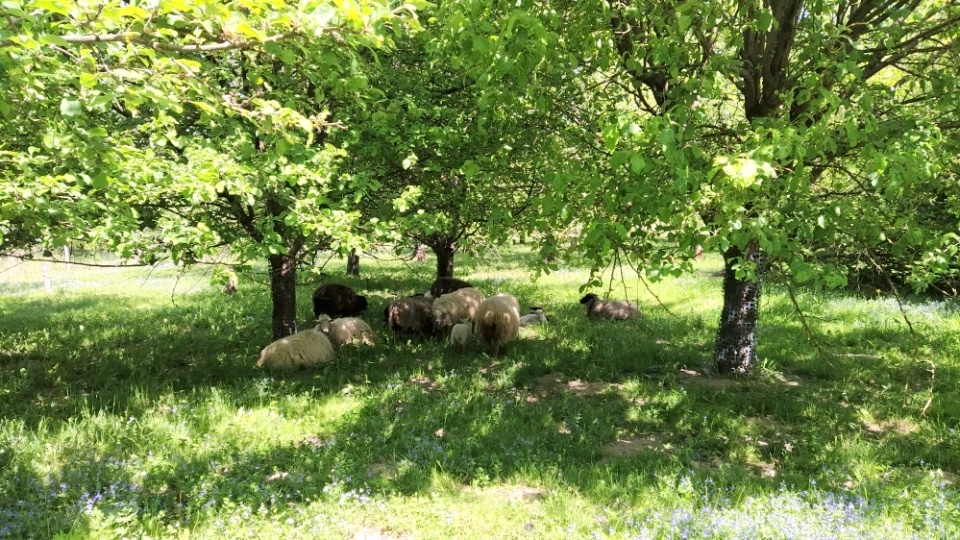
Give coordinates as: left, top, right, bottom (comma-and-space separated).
269, 253, 299, 340
346, 249, 360, 276
715, 244, 765, 374
433, 244, 455, 278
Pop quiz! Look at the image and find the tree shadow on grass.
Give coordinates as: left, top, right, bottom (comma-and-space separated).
2, 270, 959, 537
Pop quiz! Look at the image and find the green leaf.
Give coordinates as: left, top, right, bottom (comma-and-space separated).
91, 173, 109, 189
602, 124, 620, 152
31, 0, 71, 16
59, 99, 82, 117
629, 154, 646, 174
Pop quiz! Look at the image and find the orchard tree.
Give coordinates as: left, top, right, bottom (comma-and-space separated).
0, 0, 424, 338
435, 0, 960, 373
339, 14, 571, 279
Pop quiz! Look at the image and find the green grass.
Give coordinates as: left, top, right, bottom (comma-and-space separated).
1, 250, 958, 539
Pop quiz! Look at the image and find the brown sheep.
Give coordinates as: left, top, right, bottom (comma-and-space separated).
473, 293, 521, 355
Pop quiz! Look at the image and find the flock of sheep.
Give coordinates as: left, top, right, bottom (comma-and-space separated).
257, 277, 641, 370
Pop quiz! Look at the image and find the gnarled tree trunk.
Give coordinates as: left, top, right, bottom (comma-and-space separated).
346, 249, 360, 276
269, 253, 299, 340
432, 243, 456, 279
715, 244, 765, 374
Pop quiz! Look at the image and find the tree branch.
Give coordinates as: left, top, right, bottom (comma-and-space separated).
4, 30, 303, 52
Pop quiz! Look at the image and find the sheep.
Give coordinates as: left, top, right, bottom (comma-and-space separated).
473, 293, 521, 355
257, 325, 335, 370
315, 314, 375, 348
449, 321, 473, 349
385, 296, 435, 335
579, 293, 641, 321
312, 283, 368, 320
224, 273, 238, 294
519, 306, 549, 327
425, 277, 474, 299
432, 287, 486, 332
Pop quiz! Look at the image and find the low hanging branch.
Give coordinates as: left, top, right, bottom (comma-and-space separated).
863, 248, 934, 418
784, 278, 835, 368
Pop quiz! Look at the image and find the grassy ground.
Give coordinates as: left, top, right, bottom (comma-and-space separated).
0, 249, 958, 539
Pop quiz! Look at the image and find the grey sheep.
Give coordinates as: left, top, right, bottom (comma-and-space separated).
432, 287, 486, 332
519, 306, 549, 327
579, 293, 641, 321
316, 314, 376, 347
384, 296, 435, 335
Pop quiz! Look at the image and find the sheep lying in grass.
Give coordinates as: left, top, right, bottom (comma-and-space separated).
425, 277, 473, 299
579, 293, 641, 321
315, 314, 375, 347
473, 293, 521, 355
432, 287, 486, 333
257, 325, 335, 370
519, 306, 549, 327
385, 296, 435, 335
312, 283, 368, 320
449, 321, 473, 349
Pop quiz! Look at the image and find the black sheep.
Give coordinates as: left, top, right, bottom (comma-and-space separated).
312, 283, 368, 320
428, 277, 474, 298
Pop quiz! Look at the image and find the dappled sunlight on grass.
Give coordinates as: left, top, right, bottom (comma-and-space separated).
1, 249, 959, 538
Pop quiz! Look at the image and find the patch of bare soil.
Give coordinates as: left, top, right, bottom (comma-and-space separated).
677, 368, 738, 390
530, 373, 623, 397
602, 435, 665, 457
862, 418, 919, 435
470, 484, 546, 502
352, 526, 412, 540
411, 374, 438, 392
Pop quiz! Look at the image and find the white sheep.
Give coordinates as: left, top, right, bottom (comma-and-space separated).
449, 321, 473, 349
519, 306, 549, 327
579, 293, 641, 321
432, 287, 486, 332
257, 325, 335, 370
473, 293, 521, 355
316, 314, 376, 348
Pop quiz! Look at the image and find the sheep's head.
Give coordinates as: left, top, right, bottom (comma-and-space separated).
528, 307, 548, 322
357, 295, 369, 312
579, 293, 599, 306
315, 314, 333, 333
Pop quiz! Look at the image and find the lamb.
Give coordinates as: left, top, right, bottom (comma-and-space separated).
519, 306, 549, 327
384, 296, 435, 335
579, 293, 641, 321
257, 325, 335, 370
425, 276, 474, 299
473, 293, 521, 355
432, 287, 486, 332
312, 283, 368, 320
449, 321, 473, 349
315, 314, 375, 348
